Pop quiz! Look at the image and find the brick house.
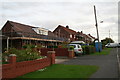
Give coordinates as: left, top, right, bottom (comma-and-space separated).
83, 34, 92, 44
1, 20, 63, 51
53, 25, 77, 42
76, 31, 85, 42
53, 25, 96, 44
76, 31, 93, 44
87, 34, 96, 42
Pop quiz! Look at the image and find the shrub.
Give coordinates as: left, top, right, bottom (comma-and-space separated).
22, 44, 36, 49
58, 42, 69, 48
82, 46, 86, 55
2, 46, 41, 63
22, 45, 27, 49
85, 46, 90, 54
82, 45, 95, 55
68, 46, 74, 50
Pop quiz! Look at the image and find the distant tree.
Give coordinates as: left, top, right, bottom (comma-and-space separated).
101, 37, 114, 46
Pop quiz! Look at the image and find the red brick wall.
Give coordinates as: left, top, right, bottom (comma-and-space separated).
40, 48, 69, 56
40, 48, 53, 56
2, 54, 54, 79
54, 48, 69, 56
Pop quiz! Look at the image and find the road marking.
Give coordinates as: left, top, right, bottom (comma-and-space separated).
116, 48, 120, 79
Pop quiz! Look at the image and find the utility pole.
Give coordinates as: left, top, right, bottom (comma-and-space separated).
94, 5, 100, 52
109, 30, 110, 44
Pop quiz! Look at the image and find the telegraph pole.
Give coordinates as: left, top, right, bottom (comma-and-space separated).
94, 5, 100, 52
109, 30, 110, 44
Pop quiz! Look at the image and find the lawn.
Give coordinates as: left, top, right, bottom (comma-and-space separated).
17, 64, 99, 78
91, 48, 112, 55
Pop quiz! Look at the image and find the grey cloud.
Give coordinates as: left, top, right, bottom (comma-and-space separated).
0, 1, 118, 42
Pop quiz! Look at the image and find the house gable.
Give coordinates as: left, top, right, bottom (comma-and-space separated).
1, 21, 14, 33
53, 25, 70, 38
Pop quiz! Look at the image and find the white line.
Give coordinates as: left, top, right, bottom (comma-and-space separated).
116, 48, 120, 79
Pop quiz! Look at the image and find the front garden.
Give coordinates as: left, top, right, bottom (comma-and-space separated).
2, 44, 43, 63
17, 64, 99, 78
2, 43, 113, 79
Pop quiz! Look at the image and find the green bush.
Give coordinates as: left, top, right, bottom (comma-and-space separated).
82, 46, 86, 55
85, 46, 90, 54
68, 46, 74, 50
22, 44, 36, 49
82, 45, 95, 55
2, 45, 41, 63
58, 42, 69, 48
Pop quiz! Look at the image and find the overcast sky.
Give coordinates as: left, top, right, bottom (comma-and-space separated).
0, 0, 119, 42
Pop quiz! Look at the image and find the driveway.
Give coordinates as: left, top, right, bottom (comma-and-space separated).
57, 48, 119, 78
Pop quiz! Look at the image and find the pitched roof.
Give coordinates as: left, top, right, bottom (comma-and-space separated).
8, 20, 37, 34
58, 25, 77, 34
88, 34, 96, 39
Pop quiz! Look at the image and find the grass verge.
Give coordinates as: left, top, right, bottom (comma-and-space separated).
17, 64, 99, 78
91, 48, 112, 55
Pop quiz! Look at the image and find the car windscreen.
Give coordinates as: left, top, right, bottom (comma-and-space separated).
78, 45, 81, 48
68, 45, 76, 48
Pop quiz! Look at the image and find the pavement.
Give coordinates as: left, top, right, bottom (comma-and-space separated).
55, 48, 119, 78
55, 56, 69, 64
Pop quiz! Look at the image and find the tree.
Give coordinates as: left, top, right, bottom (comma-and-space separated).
101, 37, 114, 46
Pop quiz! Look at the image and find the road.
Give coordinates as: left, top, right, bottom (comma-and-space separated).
117, 48, 120, 78
58, 48, 119, 78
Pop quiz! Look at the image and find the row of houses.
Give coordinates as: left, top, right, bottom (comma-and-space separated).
53, 25, 96, 43
1, 20, 96, 50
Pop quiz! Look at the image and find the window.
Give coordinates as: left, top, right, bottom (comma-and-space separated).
70, 35, 72, 38
68, 45, 76, 48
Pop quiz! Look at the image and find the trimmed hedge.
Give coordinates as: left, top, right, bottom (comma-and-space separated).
82, 46, 96, 55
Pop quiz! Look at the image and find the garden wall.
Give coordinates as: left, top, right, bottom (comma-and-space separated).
2, 51, 55, 79
40, 48, 69, 56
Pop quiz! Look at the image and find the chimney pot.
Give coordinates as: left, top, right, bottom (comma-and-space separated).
66, 25, 69, 29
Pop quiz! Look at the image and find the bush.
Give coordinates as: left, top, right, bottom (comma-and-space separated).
22, 44, 36, 49
85, 46, 90, 54
68, 46, 74, 50
82, 45, 95, 55
2, 46, 41, 63
58, 42, 69, 48
82, 46, 86, 55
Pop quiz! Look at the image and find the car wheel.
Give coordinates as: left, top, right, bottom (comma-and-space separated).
74, 52, 78, 56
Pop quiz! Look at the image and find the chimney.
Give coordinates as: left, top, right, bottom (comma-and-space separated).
66, 25, 69, 29
81, 31, 83, 34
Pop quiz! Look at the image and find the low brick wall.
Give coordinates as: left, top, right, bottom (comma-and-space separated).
2, 51, 55, 79
40, 48, 69, 56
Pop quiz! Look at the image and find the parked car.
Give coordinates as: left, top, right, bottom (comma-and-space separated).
118, 43, 120, 48
105, 43, 118, 48
68, 44, 83, 56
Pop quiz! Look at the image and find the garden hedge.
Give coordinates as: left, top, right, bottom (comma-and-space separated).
82, 46, 96, 55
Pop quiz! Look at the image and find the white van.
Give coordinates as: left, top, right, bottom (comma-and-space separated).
105, 43, 118, 48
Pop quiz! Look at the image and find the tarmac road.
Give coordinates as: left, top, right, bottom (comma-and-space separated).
59, 48, 119, 78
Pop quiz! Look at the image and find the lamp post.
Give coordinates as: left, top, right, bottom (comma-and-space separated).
94, 5, 100, 52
